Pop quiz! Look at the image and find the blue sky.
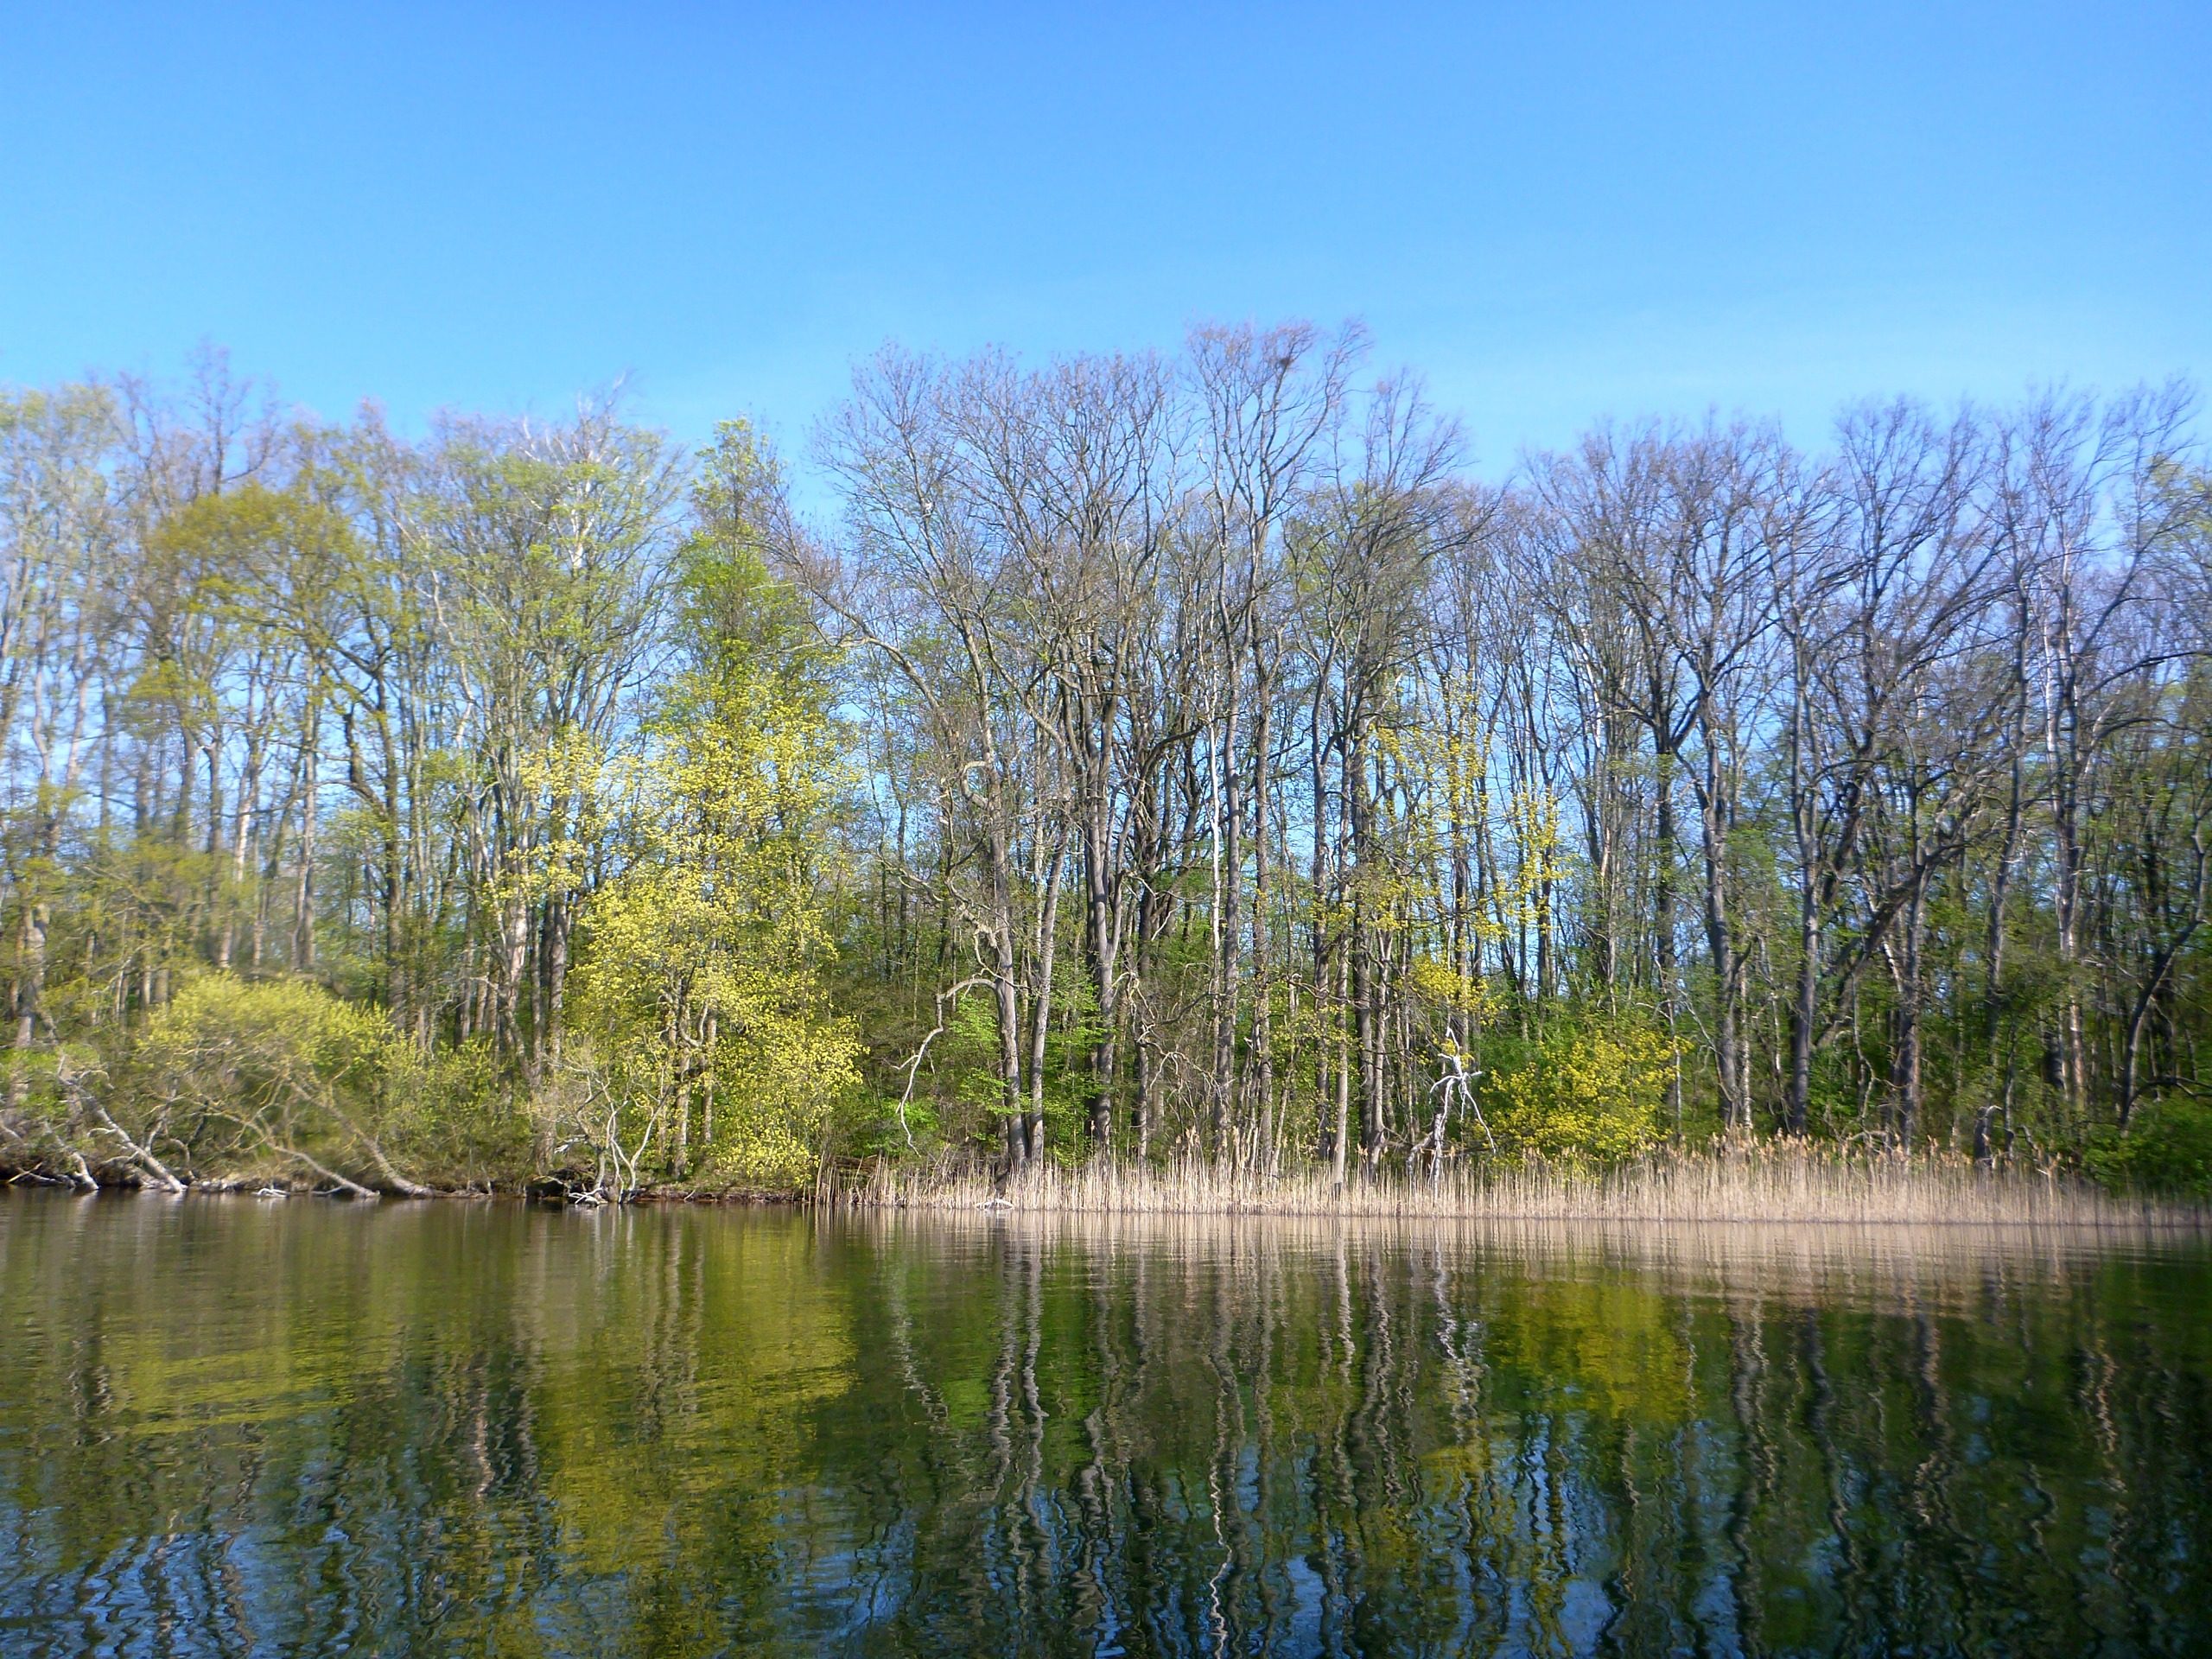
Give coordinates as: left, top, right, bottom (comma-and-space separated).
6, 2, 2206, 494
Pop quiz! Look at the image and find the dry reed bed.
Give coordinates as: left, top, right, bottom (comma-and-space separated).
854, 1148, 2207, 1231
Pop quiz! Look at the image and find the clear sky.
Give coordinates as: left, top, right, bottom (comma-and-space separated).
6, 2, 2207, 492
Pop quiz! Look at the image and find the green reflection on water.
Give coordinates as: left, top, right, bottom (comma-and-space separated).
1, 1195, 2206, 1657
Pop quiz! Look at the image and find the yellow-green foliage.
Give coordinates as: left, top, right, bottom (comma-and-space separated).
1484, 1020, 1681, 1166
130, 974, 405, 1179
1405, 955, 1491, 1017
137, 975, 395, 1107
569, 670, 859, 1191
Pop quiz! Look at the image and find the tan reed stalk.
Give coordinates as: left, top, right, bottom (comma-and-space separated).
842, 1144, 2208, 1231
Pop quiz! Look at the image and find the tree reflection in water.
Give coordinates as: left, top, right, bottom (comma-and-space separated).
1, 1197, 2206, 1656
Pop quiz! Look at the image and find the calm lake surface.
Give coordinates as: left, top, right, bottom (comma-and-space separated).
1, 1195, 2206, 1657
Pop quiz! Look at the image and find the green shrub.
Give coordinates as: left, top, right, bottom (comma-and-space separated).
2086, 1099, 2212, 1198
1483, 1019, 1682, 1167
127, 974, 416, 1190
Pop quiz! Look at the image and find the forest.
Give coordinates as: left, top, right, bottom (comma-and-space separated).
1, 327, 2208, 1200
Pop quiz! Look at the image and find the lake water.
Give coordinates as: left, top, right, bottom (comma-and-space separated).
0, 1194, 2206, 1657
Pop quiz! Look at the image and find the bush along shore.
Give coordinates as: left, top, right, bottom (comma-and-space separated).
3, 337, 2212, 1211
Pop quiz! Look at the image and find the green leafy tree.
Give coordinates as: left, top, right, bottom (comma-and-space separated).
559, 423, 858, 1196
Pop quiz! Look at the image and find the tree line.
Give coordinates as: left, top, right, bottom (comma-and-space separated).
2, 331, 2208, 1196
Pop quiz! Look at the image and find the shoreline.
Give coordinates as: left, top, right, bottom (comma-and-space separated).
14, 1148, 2208, 1232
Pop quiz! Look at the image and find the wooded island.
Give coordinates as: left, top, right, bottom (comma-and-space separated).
2, 327, 2207, 1205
